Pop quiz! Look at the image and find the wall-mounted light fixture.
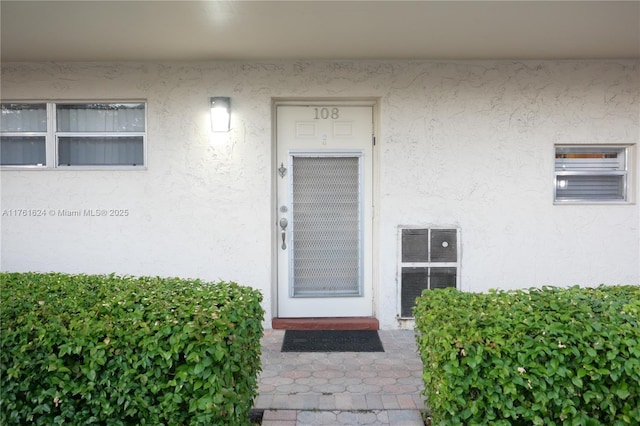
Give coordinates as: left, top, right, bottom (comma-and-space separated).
210, 97, 231, 132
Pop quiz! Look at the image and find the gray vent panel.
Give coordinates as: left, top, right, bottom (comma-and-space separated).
430, 267, 457, 289
401, 267, 428, 317
401, 229, 429, 263
430, 229, 457, 262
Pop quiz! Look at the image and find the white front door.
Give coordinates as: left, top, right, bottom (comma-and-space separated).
276, 104, 374, 318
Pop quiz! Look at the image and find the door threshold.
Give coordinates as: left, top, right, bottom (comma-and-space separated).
272, 317, 379, 330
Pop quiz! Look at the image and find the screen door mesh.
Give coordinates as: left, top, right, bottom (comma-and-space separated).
291, 156, 361, 296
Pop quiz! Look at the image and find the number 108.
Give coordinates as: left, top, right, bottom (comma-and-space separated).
314, 107, 339, 120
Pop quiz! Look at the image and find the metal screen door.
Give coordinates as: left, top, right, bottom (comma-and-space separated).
291, 155, 362, 297
276, 105, 373, 318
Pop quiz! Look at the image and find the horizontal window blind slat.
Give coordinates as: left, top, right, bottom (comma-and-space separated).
555, 158, 623, 171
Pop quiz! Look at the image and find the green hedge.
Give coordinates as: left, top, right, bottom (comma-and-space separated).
0, 272, 264, 425
414, 285, 640, 425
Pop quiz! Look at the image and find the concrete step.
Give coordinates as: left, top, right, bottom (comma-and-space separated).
272, 317, 379, 330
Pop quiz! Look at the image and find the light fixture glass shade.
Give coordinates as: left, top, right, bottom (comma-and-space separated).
210, 97, 230, 132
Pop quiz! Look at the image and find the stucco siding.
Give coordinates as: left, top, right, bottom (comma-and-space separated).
1, 60, 638, 329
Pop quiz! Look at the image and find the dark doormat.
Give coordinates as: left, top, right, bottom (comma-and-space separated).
281, 330, 384, 352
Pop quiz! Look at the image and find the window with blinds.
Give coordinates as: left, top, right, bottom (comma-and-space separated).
0, 103, 47, 166
1, 102, 146, 168
57, 103, 145, 166
554, 146, 630, 203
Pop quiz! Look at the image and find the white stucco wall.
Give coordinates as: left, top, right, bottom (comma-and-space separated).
2, 60, 638, 329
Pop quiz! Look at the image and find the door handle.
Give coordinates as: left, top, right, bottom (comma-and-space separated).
279, 218, 288, 250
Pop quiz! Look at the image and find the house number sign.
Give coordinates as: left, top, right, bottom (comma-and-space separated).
314, 107, 340, 120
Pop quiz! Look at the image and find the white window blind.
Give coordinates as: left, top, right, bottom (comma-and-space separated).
554, 146, 628, 202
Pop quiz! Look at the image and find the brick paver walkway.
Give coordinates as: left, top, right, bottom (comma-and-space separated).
253, 329, 427, 425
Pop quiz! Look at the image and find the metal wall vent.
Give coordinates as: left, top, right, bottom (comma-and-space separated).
399, 228, 460, 318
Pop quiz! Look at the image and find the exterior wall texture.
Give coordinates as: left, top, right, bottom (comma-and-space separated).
1, 60, 638, 329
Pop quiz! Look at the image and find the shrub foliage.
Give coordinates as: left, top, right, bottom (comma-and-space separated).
0, 272, 264, 425
414, 285, 640, 425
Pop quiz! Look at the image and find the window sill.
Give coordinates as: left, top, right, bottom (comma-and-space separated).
553, 200, 634, 206
1, 165, 148, 171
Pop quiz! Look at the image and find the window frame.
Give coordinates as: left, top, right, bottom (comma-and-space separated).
553, 144, 633, 204
0, 102, 49, 168
1, 101, 147, 170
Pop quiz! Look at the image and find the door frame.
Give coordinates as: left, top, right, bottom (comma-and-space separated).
271, 98, 380, 320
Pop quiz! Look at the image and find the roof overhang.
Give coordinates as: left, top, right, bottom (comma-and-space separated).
1, 1, 639, 62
